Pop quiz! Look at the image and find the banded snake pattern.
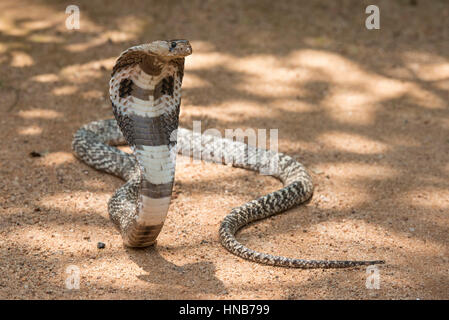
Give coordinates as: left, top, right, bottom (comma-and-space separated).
72, 40, 384, 268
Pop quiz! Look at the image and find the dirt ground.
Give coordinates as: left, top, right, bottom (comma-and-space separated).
0, 0, 448, 299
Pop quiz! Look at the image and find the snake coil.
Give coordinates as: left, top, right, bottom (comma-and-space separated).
72, 40, 384, 268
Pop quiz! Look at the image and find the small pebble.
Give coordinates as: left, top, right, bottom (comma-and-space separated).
29, 151, 42, 158
97, 242, 106, 249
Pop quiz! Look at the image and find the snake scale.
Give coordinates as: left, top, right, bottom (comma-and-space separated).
72, 40, 384, 268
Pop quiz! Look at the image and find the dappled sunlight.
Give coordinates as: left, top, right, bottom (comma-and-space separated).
59, 58, 115, 83
0, 44, 7, 55
402, 188, 449, 210
27, 34, 64, 43
401, 50, 449, 81
185, 46, 446, 129
318, 131, 389, 154
186, 51, 233, 70
18, 109, 62, 119
316, 196, 370, 211
112, 14, 147, 38
289, 49, 446, 115
64, 31, 136, 52
306, 219, 445, 260
323, 162, 398, 180
326, 90, 377, 125
11, 227, 79, 245
189, 40, 216, 52
303, 36, 334, 48
81, 89, 104, 100
38, 191, 111, 215
1, 0, 448, 299
83, 179, 113, 190
406, 86, 446, 110
0, 42, 30, 55
0, 17, 33, 37
409, 62, 449, 82
385, 134, 422, 148
372, 227, 446, 260
20, 19, 55, 32
441, 117, 449, 129
269, 99, 316, 114
227, 55, 290, 77
31, 73, 60, 83
10, 51, 34, 67
434, 79, 449, 92
0, 1, 63, 36
176, 157, 264, 182
182, 73, 212, 89
41, 151, 74, 166
6, 226, 121, 253
18, 125, 43, 136
314, 220, 387, 242
222, 54, 311, 98
0, 238, 140, 299
182, 100, 267, 123
288, 49, 403, 93
52, 85, 78, 96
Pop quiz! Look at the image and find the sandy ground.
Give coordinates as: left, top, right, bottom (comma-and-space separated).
0, 0, 448, 299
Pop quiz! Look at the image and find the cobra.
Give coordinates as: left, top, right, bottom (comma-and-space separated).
72, 40, 384, 268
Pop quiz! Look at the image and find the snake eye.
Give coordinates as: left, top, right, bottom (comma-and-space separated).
170, 41, 177, 49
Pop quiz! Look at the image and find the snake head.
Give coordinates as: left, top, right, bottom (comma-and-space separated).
145, 39, 192, 59
111, 40, 191, 77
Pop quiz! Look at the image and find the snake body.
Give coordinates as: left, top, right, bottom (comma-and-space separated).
72, 40, 384, 268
